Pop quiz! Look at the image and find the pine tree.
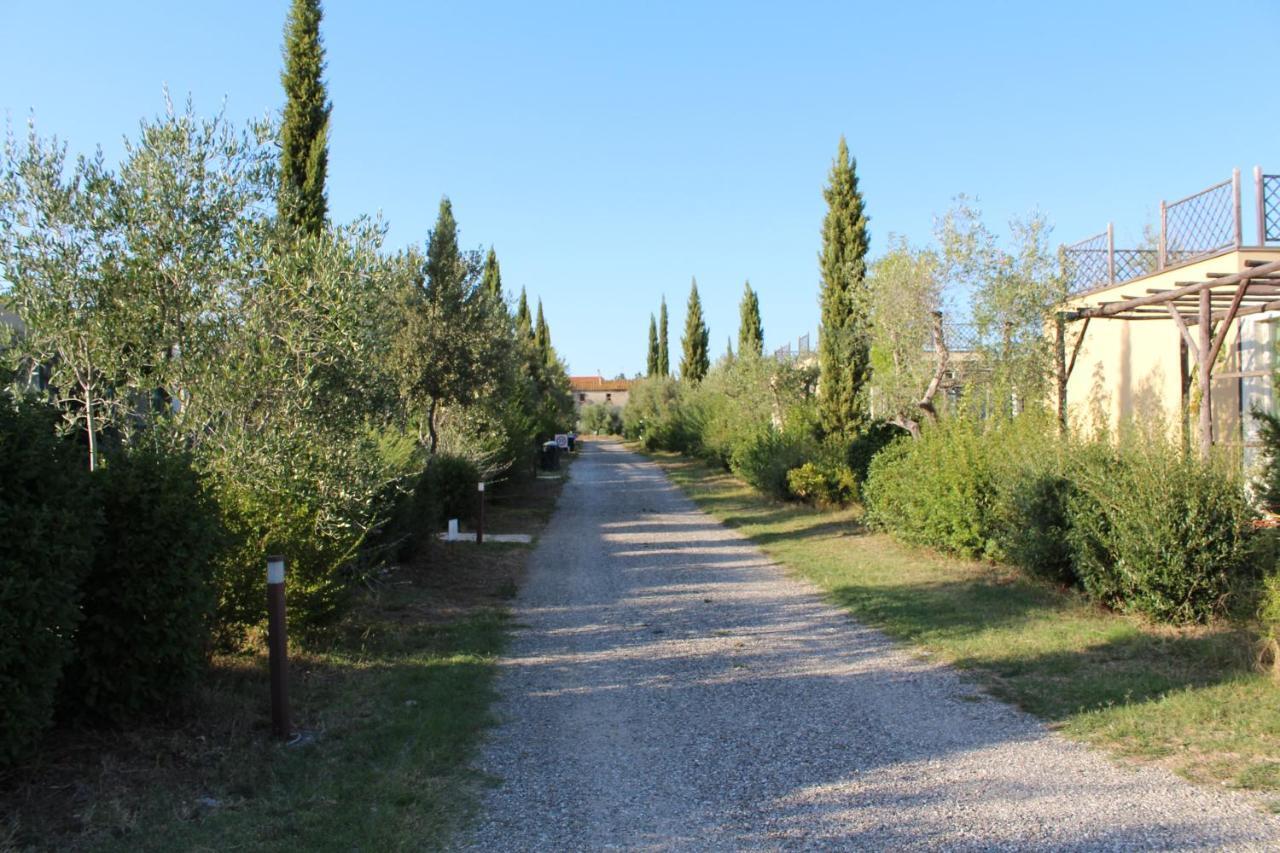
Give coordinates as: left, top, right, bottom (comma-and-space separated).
278, 0, 331, 234
535, 299, 553, 366
738, 280, 763, 358
817, 135, 871, 437
646, 314, 659, 376
658, 296, 669, 377
725, 337, 734, 360
481, 246, 502, 301
515, 287, 533, 341
680, 278, 710, 383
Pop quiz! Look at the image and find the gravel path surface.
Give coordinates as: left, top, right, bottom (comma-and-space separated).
465, 440, 1280, 851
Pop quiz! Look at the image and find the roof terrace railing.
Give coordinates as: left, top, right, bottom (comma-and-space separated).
1064, 167, 1280, 294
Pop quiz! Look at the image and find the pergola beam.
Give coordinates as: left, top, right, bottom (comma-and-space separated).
1069, 258, 1280, 319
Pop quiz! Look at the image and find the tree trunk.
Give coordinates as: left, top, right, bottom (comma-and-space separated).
426, 397, 439, 455
917, 311, 950, 426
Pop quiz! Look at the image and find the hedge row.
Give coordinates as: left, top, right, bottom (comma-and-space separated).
863, 414, 1257, 625
0, 392, 484, 767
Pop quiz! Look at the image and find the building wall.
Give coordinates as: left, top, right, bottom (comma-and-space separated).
573, 389, 629, 411
1063, 248, 1280, 450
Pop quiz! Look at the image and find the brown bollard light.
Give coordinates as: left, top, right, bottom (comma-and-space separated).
477, 481, 486, 545
267, 555, 291, 739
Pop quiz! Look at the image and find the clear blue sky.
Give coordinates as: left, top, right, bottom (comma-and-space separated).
3, 1, 1277, 377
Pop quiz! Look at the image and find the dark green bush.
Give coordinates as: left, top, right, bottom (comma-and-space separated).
0, 397, 97, 765
60, 445, 225, 724
1067, 440, 1253, 624
845, 421, 908, 486
999, 469, 1075, 584
423, 453, 480, 525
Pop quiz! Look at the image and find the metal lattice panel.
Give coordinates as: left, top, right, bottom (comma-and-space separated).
1264, 175, 1280, 243
1063, 232, 1109, 292
797, 333, 810, 354
1113, 248, 1158, 282
1165, 179, 1234, 264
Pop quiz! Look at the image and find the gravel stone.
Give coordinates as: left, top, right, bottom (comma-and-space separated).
464, 440, 1280, 851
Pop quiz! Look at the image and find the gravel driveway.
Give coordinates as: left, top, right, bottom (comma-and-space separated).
464, 440, 1280, 851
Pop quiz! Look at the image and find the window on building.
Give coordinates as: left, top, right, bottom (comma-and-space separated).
606, 393, 612, 402
579, 393, 586, 402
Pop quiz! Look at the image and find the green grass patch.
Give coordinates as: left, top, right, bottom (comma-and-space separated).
652, 451, 1280, 809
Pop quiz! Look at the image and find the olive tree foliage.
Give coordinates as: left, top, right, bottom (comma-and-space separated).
936, 199, 1064, 413
1, 104, 275, 469
386, 198, 512, 455
867, 237, 947, 438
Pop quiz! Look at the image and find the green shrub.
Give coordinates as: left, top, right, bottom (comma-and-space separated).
60, 445, 225, 724
579, 402, 621, 435
0, 396, 97, 766
862, 417, 1002, 559
988, 413, 1076, 585
1067, 439, 1254, 624
730, 427, 810, 500
1257, 567, 1280, 681
622, 377, 700, 454
423, 453, 480, 525
786, 459, 857, 506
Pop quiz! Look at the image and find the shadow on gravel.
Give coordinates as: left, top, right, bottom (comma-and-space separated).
480, 442, 1277, 849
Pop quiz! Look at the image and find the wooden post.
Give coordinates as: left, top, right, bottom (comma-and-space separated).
1159, 200, 1168, 270
267, 555, 291, 740
1106, 223, 1116, 284
476, 481, 485, 545
1233, 167, 1243, 249
1055, 312, 1068, 433
1198, 288, 1213, 459
1257, 166, 1266, 246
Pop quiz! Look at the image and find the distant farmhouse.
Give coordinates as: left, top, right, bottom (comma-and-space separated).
569, 374, 631, 413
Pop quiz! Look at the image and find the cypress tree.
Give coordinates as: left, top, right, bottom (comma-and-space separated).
658, 296, 670, 377
680, 278, 710, 383
535, 299, 553, 366
425, 197, 465, 309
725, 337, 734, 360
278, 0, 331, 234
646, 314, 659, 376
817, 135, 871, 438
481, 246, 503, 302
738, 280, 764, 358
515, 287, 533, 341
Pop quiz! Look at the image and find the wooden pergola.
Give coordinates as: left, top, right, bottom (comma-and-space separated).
1060, 258, 1280, 458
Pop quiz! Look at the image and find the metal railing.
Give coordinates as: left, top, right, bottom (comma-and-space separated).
1160, 174, 1238, 266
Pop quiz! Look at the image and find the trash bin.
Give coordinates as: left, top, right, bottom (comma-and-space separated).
567, 432, 577, 452
540, 440, 560, 471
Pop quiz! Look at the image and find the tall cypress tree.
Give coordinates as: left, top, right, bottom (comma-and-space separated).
646, 314, 659, 376
515, 287, 533, 341
535, 299, 553, 366
658, 296, 670, 377
425, 197, 465, 309
738, 280, 764, 358
680, 278, 710, 383
817, 135, 871, 437
481, 246, 502, 301
278, 0, 331, 234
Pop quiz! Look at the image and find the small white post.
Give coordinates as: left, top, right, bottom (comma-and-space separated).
447, 519, 459, 542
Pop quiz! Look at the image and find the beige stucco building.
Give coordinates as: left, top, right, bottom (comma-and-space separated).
1060, 167, 1280, 465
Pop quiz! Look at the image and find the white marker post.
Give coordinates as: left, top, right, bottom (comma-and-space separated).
477, 481, 486, 545
266, 555, 290, 739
